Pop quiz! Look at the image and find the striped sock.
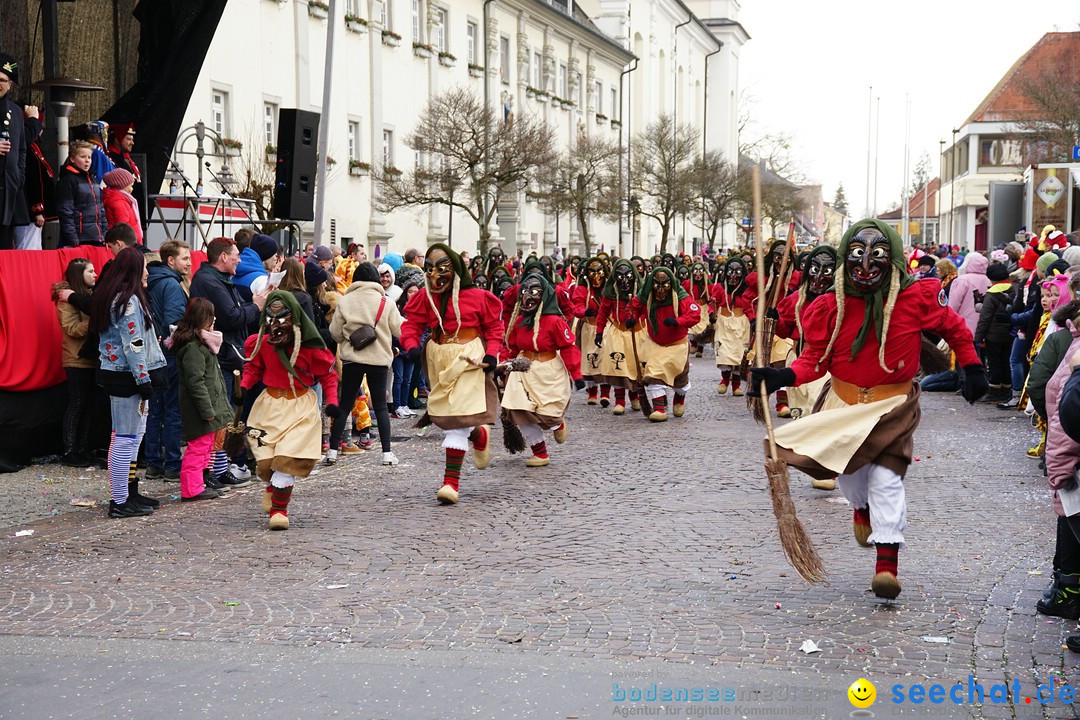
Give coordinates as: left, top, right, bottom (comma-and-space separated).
444, 448, 466, 491
614, 388, 626, 405
600, 384, 611, 401
468, 425, 488, 452
531, 441, 549, 459
652, 395, 668, 413
270, 486, 293, 518
212, 450, 228, 479
731, 375, 742, 391
109, 434, 137, 502
776, 389, 789, 407
875, 543, 899, 576
674, 393, 686, 405
722, 370, 731, 383
128, 460, 137, 484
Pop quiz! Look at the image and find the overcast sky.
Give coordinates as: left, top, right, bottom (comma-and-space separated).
737, 1, 1080, 218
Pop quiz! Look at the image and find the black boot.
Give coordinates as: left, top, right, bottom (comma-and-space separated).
128, 480, 160, 508
108, 500, 153, 518
1044, 571, 1061, 600
1066, 635, 1080, 653
1036, 572, 1080, 619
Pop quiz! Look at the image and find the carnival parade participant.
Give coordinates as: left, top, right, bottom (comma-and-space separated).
242, 291, 339, 530
751, 220, 987, 599
595, 258, 645, 414
631, 267, 700, 421
683, 261, 712, 358
501, 274, 584, 467
400, 244, 504, 505
749, 239, 801, 417
710, 257, 753, 396
572, 257, 611, 406
774, 245, 839, 491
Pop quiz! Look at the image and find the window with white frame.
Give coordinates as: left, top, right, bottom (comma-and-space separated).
381, 1, 391, 29
574, 72, 582, 108
594, 81, 603, 113
211, 89, 230, 137
611, 88, 617, 117
500, 35, 511, 84
263, 102, 277, 148
345, 0, 359, 16
533, 51, 542, 89
467, 21, 477, 64
432, 7, 447, 52
558, 64, 567, 99
411, 0, 421, 42
382, 129, 394, 167
348, 120, 361, 161
414, 150, 422, 170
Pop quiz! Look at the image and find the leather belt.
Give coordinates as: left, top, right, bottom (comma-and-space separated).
830, 377, 910, 405
519, 350, 556, 362
433, 326, 480, 344
265, 386, 310, 400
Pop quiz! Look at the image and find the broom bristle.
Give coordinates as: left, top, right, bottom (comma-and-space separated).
919, 336, 951, 376
746, 394, 767, 424
501, 414, 527, 454
222, 423, 248, 458
765, 458, 827, 583
414, 412, 433, 429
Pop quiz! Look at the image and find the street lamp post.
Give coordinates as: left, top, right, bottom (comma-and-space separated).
629, 193, 640, 255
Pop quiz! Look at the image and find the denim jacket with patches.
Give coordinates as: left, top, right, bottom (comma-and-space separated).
98, 297, 167, 384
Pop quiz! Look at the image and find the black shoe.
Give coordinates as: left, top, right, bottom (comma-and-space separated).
1044, 571, 1061, 600
145, 466, 165, 479
128, 481, 160, 508
1036, 574, 1080, 619
181, 488, 221, 502
108, 500, 153, 518
60, 451, 91, 468
215, 470, 250, 486
1067, 635, 1080, 653
204, 473, 227, 490
162, 468, 181, 482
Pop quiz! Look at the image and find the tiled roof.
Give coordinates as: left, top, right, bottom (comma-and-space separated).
963, 32, 1080, 125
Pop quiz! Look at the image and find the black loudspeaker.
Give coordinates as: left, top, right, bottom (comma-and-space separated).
273, 109, 320, 221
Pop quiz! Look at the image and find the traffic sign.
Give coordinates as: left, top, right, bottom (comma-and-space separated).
1074, 146, 1080, 161
741, 217, 751, 227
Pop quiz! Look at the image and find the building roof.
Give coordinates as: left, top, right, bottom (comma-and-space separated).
963, 32, 1080, 126
877, 178, 940, 220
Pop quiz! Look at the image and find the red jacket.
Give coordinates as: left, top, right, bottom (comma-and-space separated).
744, 270, 801, 320
708, 284, 755, 316
504, 314, 582, 380
401, 286, 505, 357
791, 278, 980, 388
241, 335, 339, 403
630, 295, 700, 345
775, 292, 802, 340
570, 283, 604, 319
102, 188, 143, 243
596, 296, 635, 334
682, 279, 710, 307
502, 281, 574, 319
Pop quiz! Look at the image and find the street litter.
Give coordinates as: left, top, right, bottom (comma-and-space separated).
324, 584, 350, 590
69, 498, 96, 507
14, 530, 34, 537
921, 636, 950, 644
799, 640, 821, 654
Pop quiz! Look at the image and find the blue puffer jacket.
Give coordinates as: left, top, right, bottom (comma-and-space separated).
98, 296, 167, 395
55, 161, 108, 247
234, 247, 267, 289
146, 262, 188, 351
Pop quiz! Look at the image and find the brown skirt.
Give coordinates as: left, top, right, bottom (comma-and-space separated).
774, 381, 922, 480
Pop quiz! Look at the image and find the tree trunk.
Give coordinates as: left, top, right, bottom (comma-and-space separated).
577, 206, 591, 258
659, 215, 671, 255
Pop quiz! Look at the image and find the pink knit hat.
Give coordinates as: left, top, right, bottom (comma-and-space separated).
103, 168, 135, 189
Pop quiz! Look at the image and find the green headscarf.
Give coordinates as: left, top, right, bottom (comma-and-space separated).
521, 257, 555, 285
837, 219, 917, 359
602, 258, 642, 300
576, 255, 606, 288
515, 273, 563, 329
257, 290, 326, 383
637, 266, 689, 332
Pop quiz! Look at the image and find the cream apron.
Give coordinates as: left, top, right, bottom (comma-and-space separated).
248, 389, 322, 464
773, 388, 907, 475
641, 336, 690, 387
502, 356, 572, 427
425, 337, 489, 418
599, 326, 644, 380
714, 308, 750, 366
578, 320, 603, 379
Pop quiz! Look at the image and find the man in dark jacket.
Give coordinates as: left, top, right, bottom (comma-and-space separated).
189, 237, 267, 392
144, 240, 191, 480
0, 52, 29, 249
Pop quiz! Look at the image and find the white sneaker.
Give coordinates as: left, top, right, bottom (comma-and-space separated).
382, 451, 399, 466
324, 449, 339, 465
399, 407, 416, 418
229, 463, 252, 480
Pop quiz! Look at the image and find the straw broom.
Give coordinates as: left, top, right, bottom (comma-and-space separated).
222, 370, 250, 458
746, 218, 797, 423
748, 166, 827, 584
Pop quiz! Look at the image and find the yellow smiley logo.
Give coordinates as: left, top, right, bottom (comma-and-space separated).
848, 678, 876, 708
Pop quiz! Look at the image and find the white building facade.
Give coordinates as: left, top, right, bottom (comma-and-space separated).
171, 0, 746, 257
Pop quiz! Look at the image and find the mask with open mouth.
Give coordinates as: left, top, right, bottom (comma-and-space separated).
653, 270, 673, 302
807, 252, 836, 297
425, 248, 455, 294
263, 298, 294, 346
725, 262, 746, 290
586, 260, 607, 289
520, 277, 543, 313
846, 228, 891, 294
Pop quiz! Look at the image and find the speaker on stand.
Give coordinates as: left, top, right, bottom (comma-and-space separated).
272, 109, 320, 221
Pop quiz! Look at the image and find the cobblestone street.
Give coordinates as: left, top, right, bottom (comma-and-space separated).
1, 357, 1075, 718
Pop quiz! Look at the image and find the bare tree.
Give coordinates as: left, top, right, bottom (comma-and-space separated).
538, 133, 621, 257
692, 150, 739, 251
1014, 53, 1080, 163
375, 87, 556, 255
629, 114, 700, 254
738, 90, 805, 184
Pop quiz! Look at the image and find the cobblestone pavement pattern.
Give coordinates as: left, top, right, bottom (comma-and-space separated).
0, 357, 1074, 718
